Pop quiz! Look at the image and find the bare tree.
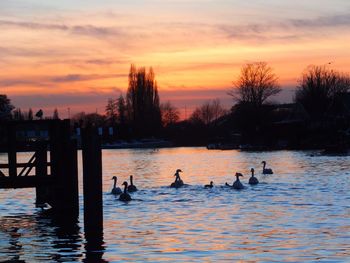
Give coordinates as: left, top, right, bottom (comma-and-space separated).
161, 101, 180, 127
295, 65, 350, 118
189, 99, 227, 125
72, 112, 105, 127
105, 98, 118, 125
229, 62, 281, 107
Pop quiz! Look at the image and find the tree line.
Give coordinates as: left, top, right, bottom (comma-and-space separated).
1, 62, 350, 147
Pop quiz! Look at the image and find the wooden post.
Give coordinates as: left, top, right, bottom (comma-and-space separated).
82, 127, 103, 236
49, 119, 79, 216
35, 142, 48, 205
7, 124, 17, 178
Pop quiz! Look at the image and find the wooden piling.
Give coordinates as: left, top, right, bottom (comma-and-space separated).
49, 119, 79, 216
82, 127, 103, 236
7, 123, 17, 178
35, 142, 48, 205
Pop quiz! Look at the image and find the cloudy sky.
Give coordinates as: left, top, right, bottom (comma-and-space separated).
1, 0, 350, 117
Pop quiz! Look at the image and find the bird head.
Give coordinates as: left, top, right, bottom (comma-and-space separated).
251, 168, 255, 173
261, 161, 266, 165
122, 181, 128, 187
176, 169, 182, 173
112, 176, 117, 180
235, 172, 243, 177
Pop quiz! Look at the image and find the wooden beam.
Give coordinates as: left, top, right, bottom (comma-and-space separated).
0, 176, 54, 189
0, 163, 51, 169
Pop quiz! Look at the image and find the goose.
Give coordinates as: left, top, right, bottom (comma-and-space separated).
170, 169, 184, 188
119, 181, 132, 201
204, 181, 214, 188
248, 168, 259, 185
127, 175, 138, 192
262, 161, 273, 174
111, 176, 122, 195
232, 173, 244, 189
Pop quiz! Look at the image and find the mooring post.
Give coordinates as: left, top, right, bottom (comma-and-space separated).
50, 119, 79, 216
7, 123, 17, 178
82, 126, 103, 236
35, 141, 48, 205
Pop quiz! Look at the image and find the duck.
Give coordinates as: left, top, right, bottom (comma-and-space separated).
111, 176, 122, 195
262, 161, 273, 174
170, 169, 184, 188
119, 181, 132, 201
248, 168, 259, 185
127, 175, 138, 192
204, 181, 214, 188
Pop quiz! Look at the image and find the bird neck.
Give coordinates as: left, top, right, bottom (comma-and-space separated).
235, 176, 240, 182
263, 163, 266, 169
251, 172, 255, 177
124, 184, 127, 193
130, 177, 133, 185
113, 178, 117, 188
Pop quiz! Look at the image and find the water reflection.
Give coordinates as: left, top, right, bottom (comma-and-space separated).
84, 231, 107, 263
1, 148, 350, 262
0, 213, 83, 262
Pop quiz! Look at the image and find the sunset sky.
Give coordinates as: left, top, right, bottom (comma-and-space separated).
1, 0, 350, 118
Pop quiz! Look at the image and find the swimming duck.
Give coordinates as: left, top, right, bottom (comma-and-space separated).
119, 181, 132, 201
248, 168, 259, 185
127, 175, 138, 192
170, 169, 184, 188
111, 176, 122, 195
262, 161, 273, 174
232, 172, 244, 189
204, 181, 214, 188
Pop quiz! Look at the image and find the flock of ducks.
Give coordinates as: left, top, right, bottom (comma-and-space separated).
111, 161, 274, 201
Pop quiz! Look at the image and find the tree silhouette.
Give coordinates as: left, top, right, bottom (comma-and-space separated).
28, 108, 33, 120
295, 65, 350, 119
13, 108, 24, 120
35, 109, 43, 119
161, 101, 180, 127
105, 98, 117, 125
117, 95, 127, 125
229, 62, 281, 108
0, 95, 14, 120
72, 112, 105, 127
53, 108, 59, 119
126, 64, 161, 135
190, 99, 227, 125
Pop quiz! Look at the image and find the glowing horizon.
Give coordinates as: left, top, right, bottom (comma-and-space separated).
1, 0, 350, 118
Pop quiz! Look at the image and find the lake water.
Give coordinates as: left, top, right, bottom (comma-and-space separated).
0, 148, 349, 262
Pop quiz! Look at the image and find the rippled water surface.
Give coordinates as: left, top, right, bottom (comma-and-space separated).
1, 148, 350, 262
